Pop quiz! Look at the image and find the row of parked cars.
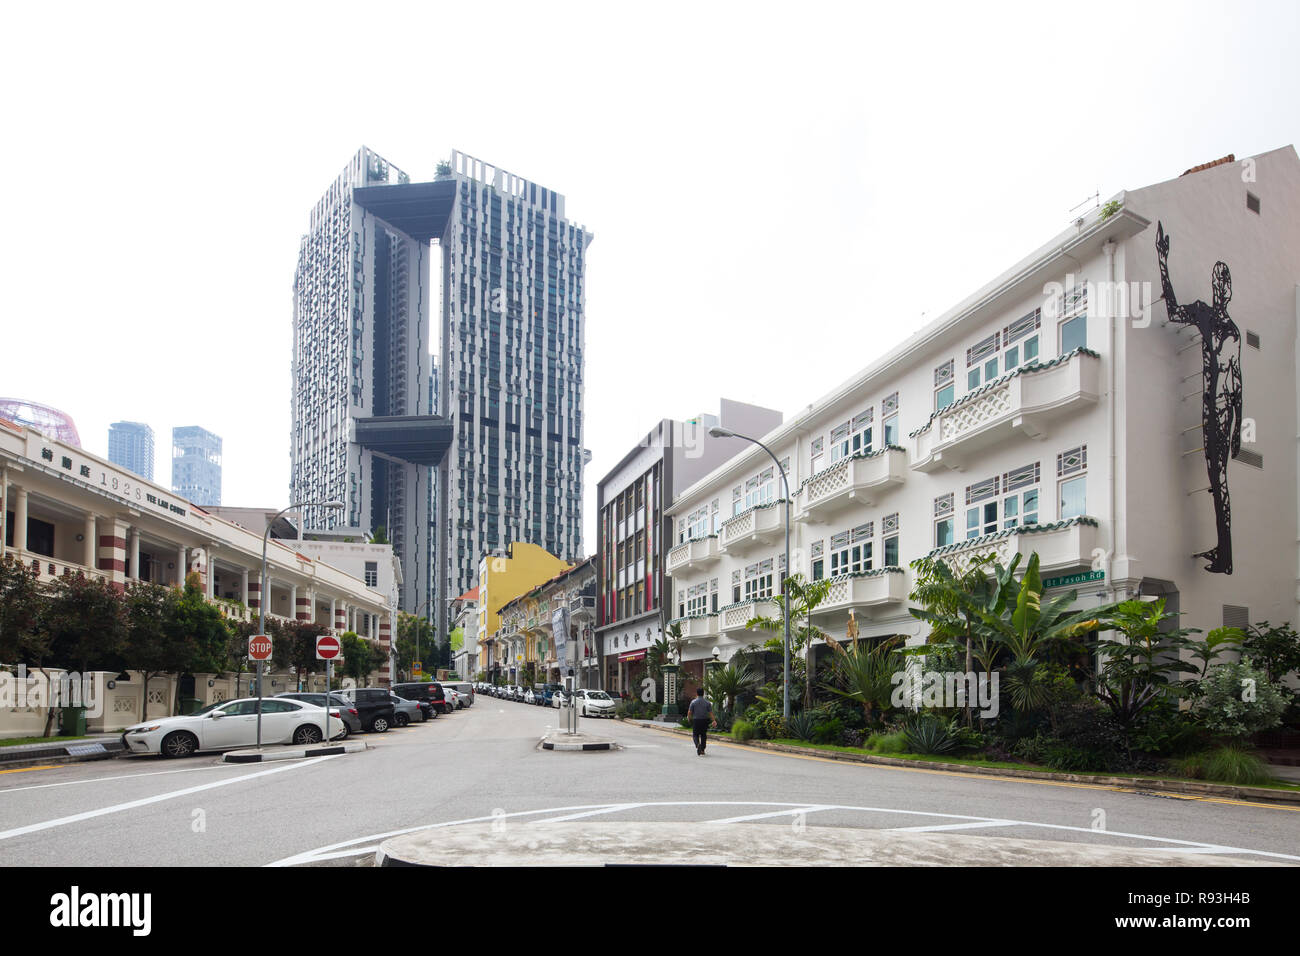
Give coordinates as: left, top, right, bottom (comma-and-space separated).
477, 681, 619, 717
121, 680, 477, 757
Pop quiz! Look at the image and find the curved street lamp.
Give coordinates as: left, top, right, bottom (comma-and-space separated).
256, 499, 344, 749
708, 426, 792, 718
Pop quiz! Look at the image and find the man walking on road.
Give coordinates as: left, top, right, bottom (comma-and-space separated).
688, 687, 717, 756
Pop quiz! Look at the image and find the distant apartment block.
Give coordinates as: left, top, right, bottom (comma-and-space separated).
109, 422, 155, 481
172, 425, 222, 506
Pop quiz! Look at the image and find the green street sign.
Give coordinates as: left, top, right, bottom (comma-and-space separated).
1042, 569, 1105, 589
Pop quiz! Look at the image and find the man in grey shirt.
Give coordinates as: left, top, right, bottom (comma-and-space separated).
687, 687, 717, 756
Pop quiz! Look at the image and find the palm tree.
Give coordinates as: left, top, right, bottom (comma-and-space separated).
975, 553, 1114, 711
745, 572, 832, 709
822, 634, 904, 724
705, 657, 759, 712
909, 552, 1018, 723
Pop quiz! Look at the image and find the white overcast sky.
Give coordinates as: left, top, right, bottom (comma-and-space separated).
2, 0, 1296, 554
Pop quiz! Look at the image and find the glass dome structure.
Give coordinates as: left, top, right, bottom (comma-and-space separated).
0, 398, 82, 447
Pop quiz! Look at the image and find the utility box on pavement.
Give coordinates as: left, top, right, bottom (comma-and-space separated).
60, 706, 86, 737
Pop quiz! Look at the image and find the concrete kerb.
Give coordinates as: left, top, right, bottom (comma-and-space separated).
222, 740, 368, 763
539, 730, 617, 752
623, 718, 1300, 805
0, 736, 126, 769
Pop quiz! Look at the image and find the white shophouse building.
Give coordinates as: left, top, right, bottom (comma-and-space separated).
0, 419, 397, 734
666, 147, 1300, 669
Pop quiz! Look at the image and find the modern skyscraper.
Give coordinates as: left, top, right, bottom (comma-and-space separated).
292, 147, 591, 640
292, 148, 443, 616
108, 421, 154, 480
437, 150, 592, 629
171, 425, 222, 505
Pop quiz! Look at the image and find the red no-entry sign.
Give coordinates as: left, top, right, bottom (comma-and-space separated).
316, 635, 341, 661
248, 634, 273, 661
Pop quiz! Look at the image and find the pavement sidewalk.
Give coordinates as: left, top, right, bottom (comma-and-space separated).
626, 719, 1300, 805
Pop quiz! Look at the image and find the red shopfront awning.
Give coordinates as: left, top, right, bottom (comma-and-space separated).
618, 649, 646, 662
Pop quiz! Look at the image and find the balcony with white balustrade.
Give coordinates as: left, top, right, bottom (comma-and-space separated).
668, 614, 720, 642
810, 568, 910, 631
666, 535, 721, 575
719, 502, 789, 556
718, 598, 780, 637
923, 517, 1102, 577
911, 348, 1101, 473
798, 447, 907, 520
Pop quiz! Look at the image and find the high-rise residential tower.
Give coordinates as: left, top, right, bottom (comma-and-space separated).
291, 148, 443, 615
171, 425, 221, 505
437, 150, 592, 627
108, 421, 154, 479
292, 148, 590, 638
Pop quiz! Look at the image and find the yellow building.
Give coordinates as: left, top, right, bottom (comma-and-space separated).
477, 542, 572, 672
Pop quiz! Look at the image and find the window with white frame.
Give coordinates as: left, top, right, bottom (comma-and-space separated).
731, 568, 742, 604
710, 499, 720, 534
934, 493, 955, 547
966, 332, 1002, 391
965, 475, 1001, 539
810, 436, 825, 475
810, 539, 825, 581
935, 359, 955, 411
742, 467, 777, 511
686, 582, 709, 617
680, 505, 709, 543
1057, 445, 1088, 519
830, 522, 873, 577
1001, 462, 1041, 529
882, 512, 900, 566
710, 578, 719, 613
830, 410, 873, 463
1057, 284, 1088, 355
732, 484, 742, 516
744, 559, 775, 600
1003, 309, 1041, 373
882, 393, 900, 446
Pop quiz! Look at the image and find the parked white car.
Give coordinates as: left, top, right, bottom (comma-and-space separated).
444, 688, 464, 709
577, 689, 616, 718
121, 697, 346, 757
523, 688, 536, 705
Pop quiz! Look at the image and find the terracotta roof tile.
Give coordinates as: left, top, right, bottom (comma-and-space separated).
1181, 153, 1235, 176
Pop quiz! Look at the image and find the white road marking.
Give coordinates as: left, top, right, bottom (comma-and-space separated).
0, 762, 240, 795
269, 800, 1300, 866
0, 754, 340, 842
705, 806, 835, 824
888, 820, 1018, 833
530, 804, 646, 823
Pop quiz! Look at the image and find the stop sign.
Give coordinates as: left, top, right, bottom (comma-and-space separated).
316, 635, 341, 661
248, 634, 273, 661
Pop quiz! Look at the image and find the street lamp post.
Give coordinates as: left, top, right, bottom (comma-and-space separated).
708, 426, 792, 719
258, 499, 344, 750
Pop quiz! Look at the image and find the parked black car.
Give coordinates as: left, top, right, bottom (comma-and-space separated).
392, 681, 451, 716
336, 687, 397, 732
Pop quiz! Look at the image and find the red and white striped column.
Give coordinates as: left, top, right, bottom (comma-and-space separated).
96, 518, 128, 588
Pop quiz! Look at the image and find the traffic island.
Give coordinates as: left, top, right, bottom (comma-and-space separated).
539, 730, 618, 752
374, 821, 1277, 867
222, 739, 368, 763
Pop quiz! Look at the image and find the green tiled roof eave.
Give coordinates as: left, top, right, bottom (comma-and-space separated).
924, 516, 1099, 559
796, 445, 907, 496
909, 347, 1101, 439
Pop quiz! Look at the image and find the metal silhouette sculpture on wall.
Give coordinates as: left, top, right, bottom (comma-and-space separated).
1156, 221, 1243, 574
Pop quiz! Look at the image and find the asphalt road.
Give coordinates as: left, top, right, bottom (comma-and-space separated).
0, 701, 1296, 866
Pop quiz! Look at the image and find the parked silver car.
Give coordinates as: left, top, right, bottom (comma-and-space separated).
388, 694, 423, 727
